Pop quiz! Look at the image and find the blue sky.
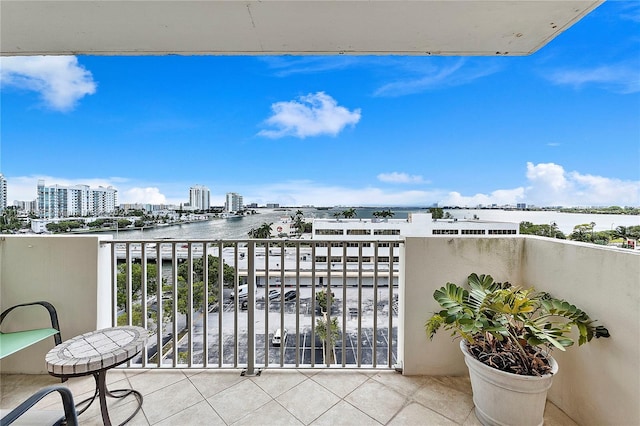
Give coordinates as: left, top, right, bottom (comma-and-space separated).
1, 1, 639, 208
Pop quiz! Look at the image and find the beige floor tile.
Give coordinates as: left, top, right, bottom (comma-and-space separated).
344, 379, 406, 424
389, 402, 458, 426
233, 399, 304, 426
0, 374, 59, 409
155, 400, 225, 425
276, 378, 340, 424
311, 400, 381, 426
544, 401, 578, 426
411, 377, 474, 424
207, 379, 272, 424
188, 370, 246, 399
250, 369, 307, 398
462, 408, 483, 426
141, 378, 204, 424
127, 370, 188, 396
429, 375, 473, 396
370, 372, 429, 397
310, 370, 370, 398
82, 397, 149, 426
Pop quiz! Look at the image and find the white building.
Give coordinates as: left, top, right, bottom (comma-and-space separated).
37, 180, 118, 218
189, 185, 210, 211
0, 173, 7, 212
225, 192, 243, 213
309, 213, 519, 286
14, 200, 37, 213
312, 212, 518, 241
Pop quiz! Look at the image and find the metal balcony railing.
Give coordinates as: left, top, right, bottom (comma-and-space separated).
104, 239, 401, 372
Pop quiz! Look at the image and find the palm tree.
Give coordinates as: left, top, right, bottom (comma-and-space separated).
290, 210, 306, 236
379, 209, 394, 219
333, 211, 342, 221
342, 208, 357, 219
248, 222, 273, 238
316, 314, 339, 364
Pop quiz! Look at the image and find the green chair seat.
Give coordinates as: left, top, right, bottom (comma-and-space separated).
0, 328, 60, 359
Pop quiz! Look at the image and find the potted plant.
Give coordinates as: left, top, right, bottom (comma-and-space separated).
425, 273, 609, 426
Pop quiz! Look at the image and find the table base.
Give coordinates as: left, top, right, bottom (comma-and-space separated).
75, 370, 143, 426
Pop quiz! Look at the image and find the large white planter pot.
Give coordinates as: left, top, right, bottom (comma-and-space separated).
460, 340, 558, 426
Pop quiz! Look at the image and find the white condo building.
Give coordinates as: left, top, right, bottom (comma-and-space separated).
311, 212, 518, 241
0, 173, 7, 212
225, 192, 243, 212
37, 180, 118, 218
189, 185, 210, 211
308, 213, 519, 286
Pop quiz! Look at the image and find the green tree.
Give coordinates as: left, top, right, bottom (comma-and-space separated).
117, 302, 158, 327
315, 288, 335, 313
342, 208, 357, 219
290, 210, 307, 236
0, 208, 22, 232
316, 315, 339, 364
372, 209, 394, 219
117, 219, 132, 228
170, 254, 236, 316
117, 263, 159, 309
428, 207, 444, 219
45, 220, 84, 233
519, 221, 566, 239
569, 223, 596, 242
177, 255, 235, 289
248, 222, 273, 238
333, 211, 342, 220
87, 218, 110, 228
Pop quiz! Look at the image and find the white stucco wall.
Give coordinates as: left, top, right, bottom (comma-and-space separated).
0, 235, 112, 374
521, 237, 639, 426
401, 236, 639, 426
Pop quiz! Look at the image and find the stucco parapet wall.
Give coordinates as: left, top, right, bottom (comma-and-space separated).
0, 234, 113, 374
400, 235, 638, 426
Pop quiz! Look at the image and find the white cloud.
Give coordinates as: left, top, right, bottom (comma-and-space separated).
6, 164, 637, 211
239, 180, 443, 207
440, 188, 526, 208
121, 187, 167, 204
374, 58, 501, 97
0, 56, 96, 111
5, 175, 179, 206
545, 63, 640, 94
258, 92, 361, 139
377, 172, 425, 184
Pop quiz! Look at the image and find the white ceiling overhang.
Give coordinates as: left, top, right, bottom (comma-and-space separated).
1, 0, 603, 56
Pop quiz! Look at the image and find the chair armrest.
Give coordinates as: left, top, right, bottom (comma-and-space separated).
0, 385, 78, 426
0, 301, 62, 346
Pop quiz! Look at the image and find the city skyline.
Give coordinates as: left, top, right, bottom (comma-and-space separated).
1, 1, 638, 208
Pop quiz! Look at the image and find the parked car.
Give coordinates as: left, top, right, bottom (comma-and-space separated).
283, 290, 297, 301
230, 284, 248, 300
268, 289, 280, 301
272, 328, 287, 346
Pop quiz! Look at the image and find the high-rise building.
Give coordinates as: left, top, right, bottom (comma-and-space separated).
0, 173, 7, 212
37, 180, 118, 218
189, 185, 210, 211
225, 192, 243, 212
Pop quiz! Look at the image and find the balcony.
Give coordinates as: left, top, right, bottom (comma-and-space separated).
2, 368, 577, 425
1, 235, 638, 425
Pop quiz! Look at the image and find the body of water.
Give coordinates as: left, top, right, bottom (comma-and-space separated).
107, 207, 640, 240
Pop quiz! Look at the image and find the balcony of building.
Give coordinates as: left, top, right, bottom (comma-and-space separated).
1, 235, 638, 425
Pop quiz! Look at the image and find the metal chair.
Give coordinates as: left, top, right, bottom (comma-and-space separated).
0, 385, 78, 426
0, 301, 62, 359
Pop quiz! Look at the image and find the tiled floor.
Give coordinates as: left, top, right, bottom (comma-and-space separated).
1, 369, 576, 425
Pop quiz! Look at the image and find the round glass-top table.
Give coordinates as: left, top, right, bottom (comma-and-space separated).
46, 326, 148, 425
